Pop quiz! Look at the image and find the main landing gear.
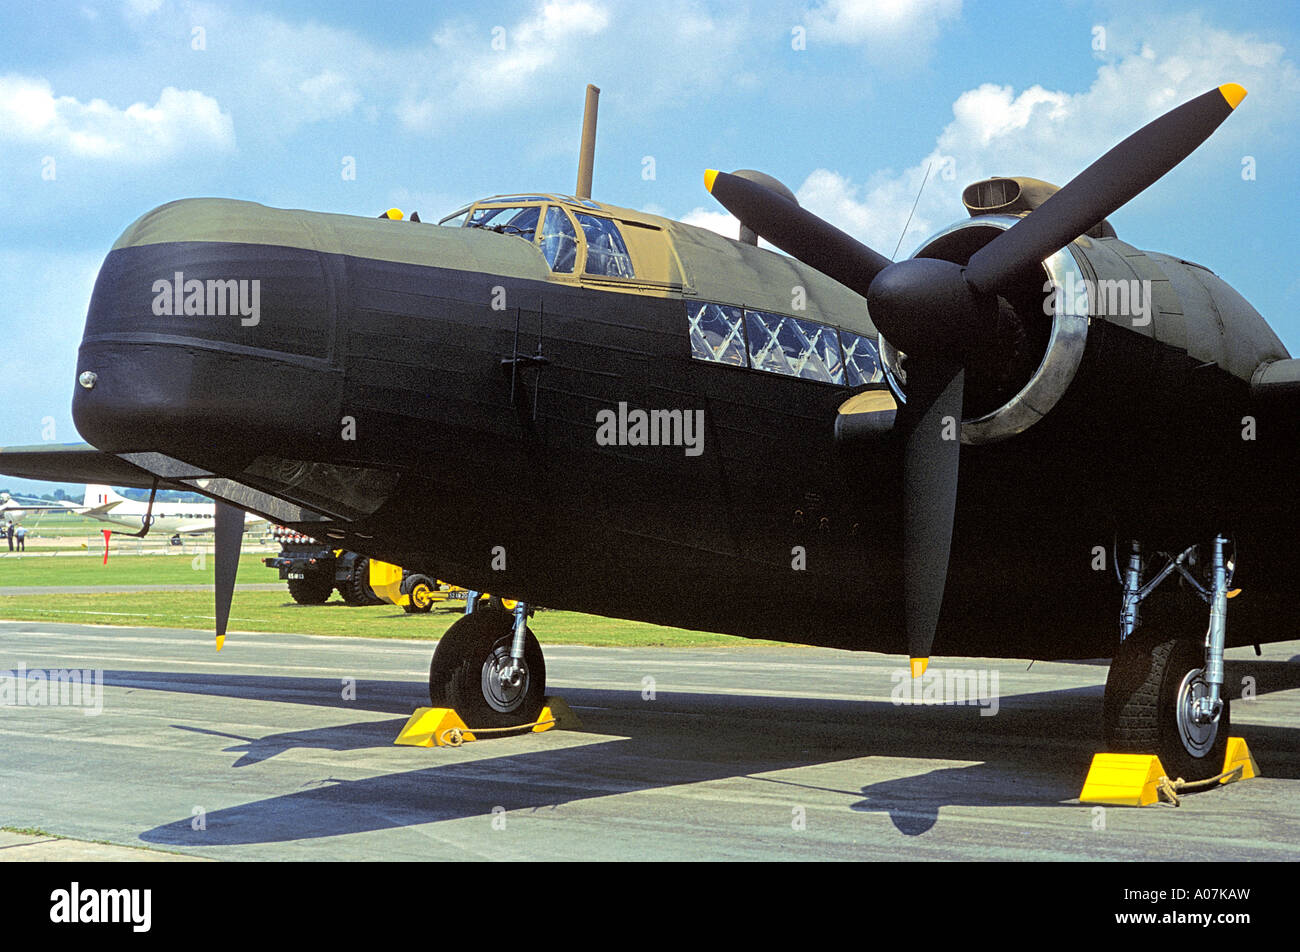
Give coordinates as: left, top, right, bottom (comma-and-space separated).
427, 593, 546, 729
1102, 535, 1237, 780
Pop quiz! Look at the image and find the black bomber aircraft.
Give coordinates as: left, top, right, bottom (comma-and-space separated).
2, 83, 1297, 780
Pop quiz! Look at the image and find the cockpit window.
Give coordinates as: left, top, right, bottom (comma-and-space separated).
574, 213, 635, 278
438, 206, 472, 227
466, 205, 540, 240
539, 205, 578, 273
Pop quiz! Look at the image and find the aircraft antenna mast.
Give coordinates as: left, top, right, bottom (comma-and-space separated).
575, 84, 600, 199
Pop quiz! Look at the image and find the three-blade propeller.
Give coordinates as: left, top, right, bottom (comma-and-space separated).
705, 84, 1246, 674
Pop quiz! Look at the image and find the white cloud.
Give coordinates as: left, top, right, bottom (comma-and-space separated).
792, 15, 1300, 258
804, 0, 962, 56
0, 76, 234, 162
680, 207, 741, 239
398, 0, 611, 130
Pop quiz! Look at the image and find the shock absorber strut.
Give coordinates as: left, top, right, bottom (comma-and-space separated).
1194, 535, 1230, 724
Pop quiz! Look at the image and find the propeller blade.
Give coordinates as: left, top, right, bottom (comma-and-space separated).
213, 502, 244, 651
704, 169, 893, 296
899, 363, 964, 675
965, 84, 1246, 293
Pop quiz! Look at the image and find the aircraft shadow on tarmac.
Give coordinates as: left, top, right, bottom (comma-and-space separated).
108, 661, 1300, 847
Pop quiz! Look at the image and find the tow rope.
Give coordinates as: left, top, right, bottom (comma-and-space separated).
1156, 765, 1244, 806
439, 716, 557, 748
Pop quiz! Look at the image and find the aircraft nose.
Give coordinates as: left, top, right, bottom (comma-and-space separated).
72, 199, 343, 466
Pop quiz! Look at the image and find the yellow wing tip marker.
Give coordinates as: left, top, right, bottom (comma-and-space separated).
910, 657, 929, 678
1219, 83, 1248, 109
703, 169, 719, 193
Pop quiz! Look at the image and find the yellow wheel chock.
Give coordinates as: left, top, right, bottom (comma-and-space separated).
394, 696, 583, 748
1079, 737, 1258, 807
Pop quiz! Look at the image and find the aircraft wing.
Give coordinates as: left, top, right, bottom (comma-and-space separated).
0, 443, 162, 489
0, 499, 83, 513
170, 519, 218, 535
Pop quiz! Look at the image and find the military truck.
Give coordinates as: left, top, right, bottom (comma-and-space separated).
264, 525, 449, 613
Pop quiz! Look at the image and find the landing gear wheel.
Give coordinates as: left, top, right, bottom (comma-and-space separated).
428, 611, 546, 730
287, 572, 333, 605
1103, 628, 1230, 782
403, 578, 435, 614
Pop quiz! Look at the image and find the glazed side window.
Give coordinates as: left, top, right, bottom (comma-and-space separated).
687, 301, 872, 387
745, 309, 844, 384
574, 213, 635, 278
687, 302, 746, 366
539, 206, 578, 274
839, 330, 884, 386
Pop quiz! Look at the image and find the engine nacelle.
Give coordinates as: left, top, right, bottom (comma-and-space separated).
878, 215, 1091, 445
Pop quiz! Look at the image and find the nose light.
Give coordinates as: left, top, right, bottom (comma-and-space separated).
78, 370, 98, 389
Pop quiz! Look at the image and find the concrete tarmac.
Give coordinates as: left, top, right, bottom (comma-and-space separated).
0, 620, 1297, 861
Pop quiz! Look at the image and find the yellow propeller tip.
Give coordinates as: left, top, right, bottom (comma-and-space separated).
215, 635, 225, 652
1219, 83, 1247, 109
385, 207, 403, 220
704, 169, 719, 193
910, 657, 929, 678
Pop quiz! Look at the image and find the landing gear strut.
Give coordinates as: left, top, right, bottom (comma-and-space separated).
1103, 535, 1236, 780
427, 593, 546, 729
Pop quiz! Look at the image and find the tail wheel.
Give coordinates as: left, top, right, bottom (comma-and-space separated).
428, 610, 546, 729
287, 573, 333, 605
1103, 628, 1231, 782
403, 578, 435, 614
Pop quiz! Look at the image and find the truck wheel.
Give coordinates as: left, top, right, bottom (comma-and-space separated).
341, 556, 383, 606
287, 573, 333, 605
1103, 627, 1231, 782
402, 577, 435, 614
428, 611, 546, 729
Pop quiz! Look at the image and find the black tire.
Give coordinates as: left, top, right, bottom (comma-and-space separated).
428, 611, 546, 730
287, 572, 333, 605
340, 556, 383, 606
403, 577, 435, 614
1103, 628, 1231, 782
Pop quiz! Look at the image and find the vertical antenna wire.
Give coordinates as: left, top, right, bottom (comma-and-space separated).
892, 160, 933, 260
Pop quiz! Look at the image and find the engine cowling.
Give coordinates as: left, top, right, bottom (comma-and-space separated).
878, 214, 1091, 445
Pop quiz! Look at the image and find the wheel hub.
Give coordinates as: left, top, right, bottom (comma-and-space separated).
1175, 667, 1219, 759
481, 642, 529, 713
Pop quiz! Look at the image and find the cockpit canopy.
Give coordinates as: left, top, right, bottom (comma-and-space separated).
439, 194, 642, 281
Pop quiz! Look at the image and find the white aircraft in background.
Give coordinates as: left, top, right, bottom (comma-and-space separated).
78, 485, 267, 536
0, 492, 82, 523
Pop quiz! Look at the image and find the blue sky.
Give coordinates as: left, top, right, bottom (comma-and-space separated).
1, 0, 1297, 494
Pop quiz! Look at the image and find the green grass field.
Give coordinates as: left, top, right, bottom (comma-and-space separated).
0, 553, 778, 647
0, 553, 270, 587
